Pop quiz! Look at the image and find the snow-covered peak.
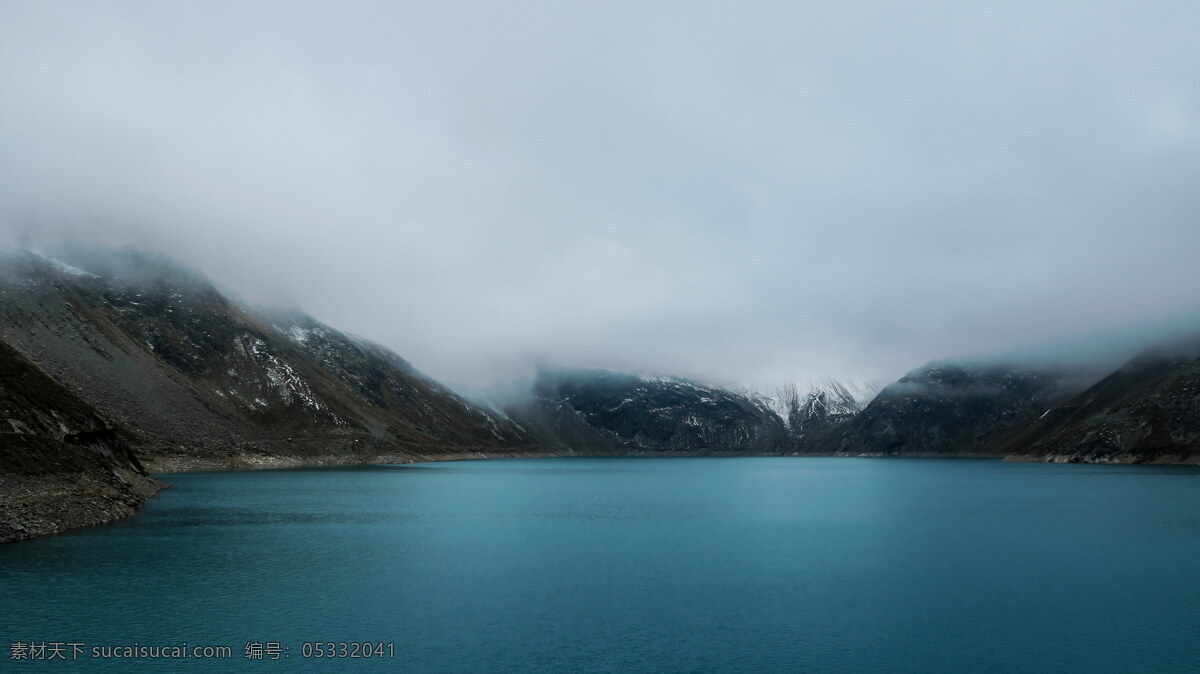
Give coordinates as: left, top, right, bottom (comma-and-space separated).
748, 380, 878, 430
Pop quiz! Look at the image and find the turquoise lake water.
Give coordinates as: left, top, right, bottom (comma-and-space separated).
2, 457, 1200, 672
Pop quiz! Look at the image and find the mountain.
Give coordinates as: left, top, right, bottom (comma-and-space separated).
999, 342, 1200, 463
754, 381, 876, 436
0, 249, 538, 471
509, 369, 790, 454
794, 343, 1200, 463
4, 244, 1199, 544
802, 362, 1084, 457
0, 339, 162, 542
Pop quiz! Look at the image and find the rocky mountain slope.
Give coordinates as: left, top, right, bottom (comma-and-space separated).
0, 339, 163, 542
792, 342, 1200, 463
800, 362, 1084, 457
4, 245, 1198, 545
509, 369, 790, 454
754, 381, 877, 436
999, 342, 1200, 463
0, 249, 538, 470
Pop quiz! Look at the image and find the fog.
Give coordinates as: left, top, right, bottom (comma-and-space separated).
2, 1, 1199, 393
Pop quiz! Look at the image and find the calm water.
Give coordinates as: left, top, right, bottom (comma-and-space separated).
3, 457, 1200, 672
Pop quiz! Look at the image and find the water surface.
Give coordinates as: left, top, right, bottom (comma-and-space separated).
3, 457, 1200, 672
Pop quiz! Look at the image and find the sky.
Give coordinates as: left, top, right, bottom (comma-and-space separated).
1, 1, 1199, 393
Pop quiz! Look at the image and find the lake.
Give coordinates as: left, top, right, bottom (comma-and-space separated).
2, 457, 1200, 672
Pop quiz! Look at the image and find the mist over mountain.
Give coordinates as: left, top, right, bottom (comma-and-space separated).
4, 1, 1200, 392
3, 245, 1198, 466
507, 368, 790, 455
801, 362, 1088, 457
1001, 340, 1200, 463
2, 243, 1199, 540
0, 248, 538, 472
5, 10, 1200, 672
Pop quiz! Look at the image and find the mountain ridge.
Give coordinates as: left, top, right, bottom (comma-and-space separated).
3, 246, 1200, 542
0, 249, 541, 471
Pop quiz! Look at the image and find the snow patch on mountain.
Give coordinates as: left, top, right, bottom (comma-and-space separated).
234, 333, 324, 411
747, 380, 878, 431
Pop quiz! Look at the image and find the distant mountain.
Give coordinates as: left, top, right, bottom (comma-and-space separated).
791, 344, 1200, 463
753, 381, 876, 436
7, 245, 1199, 544
998, 342, 1200, 463
0, 249, 537, 470
509, 369, 790, 454
802, 362, 1083, 457
4, 242, 1199, 545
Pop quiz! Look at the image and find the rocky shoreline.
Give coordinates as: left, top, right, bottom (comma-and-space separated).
0, 447, 575, 543
0, 465, 166, 544
10, 447, 1200, 545
140, 447, 571, 475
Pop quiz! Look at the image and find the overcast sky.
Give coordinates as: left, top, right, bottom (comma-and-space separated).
1, 1, 1199, 392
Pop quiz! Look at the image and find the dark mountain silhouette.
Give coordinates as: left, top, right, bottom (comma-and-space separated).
508, 368, 789, 454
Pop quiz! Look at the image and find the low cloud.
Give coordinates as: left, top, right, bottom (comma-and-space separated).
2, 1, 1198, 393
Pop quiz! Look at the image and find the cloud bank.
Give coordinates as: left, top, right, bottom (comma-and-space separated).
2, 0, 1198, 392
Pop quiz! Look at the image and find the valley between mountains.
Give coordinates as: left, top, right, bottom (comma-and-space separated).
2, 248, 1198, 542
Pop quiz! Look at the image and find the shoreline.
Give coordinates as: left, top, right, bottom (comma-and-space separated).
6, 449, 1199, 545
140, 448, 572, 475
141, 449, 1006, 476
0, 467, 167, 544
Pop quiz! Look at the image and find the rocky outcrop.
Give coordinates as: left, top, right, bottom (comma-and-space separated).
0, 339, 164, 542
